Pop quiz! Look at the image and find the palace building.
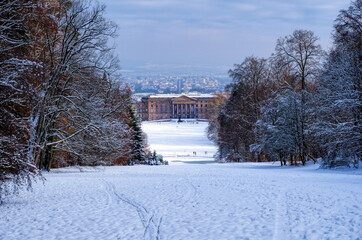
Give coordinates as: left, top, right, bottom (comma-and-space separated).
133, 93, 215, 121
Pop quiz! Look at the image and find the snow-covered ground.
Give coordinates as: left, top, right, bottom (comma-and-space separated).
142, 120, 217, 164
1, 164, 361, 240
1, 120, 361, 239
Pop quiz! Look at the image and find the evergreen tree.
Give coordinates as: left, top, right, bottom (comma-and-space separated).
129, 107, 146, 164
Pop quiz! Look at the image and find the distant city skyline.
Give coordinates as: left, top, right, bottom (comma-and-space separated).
101, 0, 349, 74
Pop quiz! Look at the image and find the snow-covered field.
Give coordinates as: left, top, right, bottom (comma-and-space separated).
1, 120, 361, 240
142, 120, 217, 164
1, 164, 361, 240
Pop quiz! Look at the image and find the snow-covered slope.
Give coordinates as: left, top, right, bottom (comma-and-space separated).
142, 120, 217, 164
1, 163, 361, 240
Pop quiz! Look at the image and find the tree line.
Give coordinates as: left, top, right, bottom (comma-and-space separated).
208, 0, 361, 168
0, 0, 151, 201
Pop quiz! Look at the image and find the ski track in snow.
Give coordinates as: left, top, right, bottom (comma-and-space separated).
102, 180, 162, 240
0, 164, 361, 240
1, 121, 361, 240
272, 187, 290, 240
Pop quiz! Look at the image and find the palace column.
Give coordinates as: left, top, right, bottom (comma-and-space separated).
177, 104, 180, 118
191, 103, 194, 118
186, 103, 191, 118
185, 103, 187, 118
174, 103, 177, 118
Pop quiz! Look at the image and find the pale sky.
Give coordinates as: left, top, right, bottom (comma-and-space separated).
101, 0, 349, 74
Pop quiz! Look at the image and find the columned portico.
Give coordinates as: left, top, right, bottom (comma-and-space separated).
133, 93, 215, 121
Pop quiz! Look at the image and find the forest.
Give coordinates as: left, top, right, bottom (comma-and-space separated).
0, 0, 153, 201
207, 0, 361, 168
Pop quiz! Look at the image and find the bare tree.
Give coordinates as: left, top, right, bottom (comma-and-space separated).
311, 0, 361, 168
273, 30, 324, 165
217, 56, 271, 162
56, 78, 133, 167
252, 90, 304, 166
0, 0, 42, 201
206, 93, 227, 144
274, 30, 324, 91
31, 0, 122, 170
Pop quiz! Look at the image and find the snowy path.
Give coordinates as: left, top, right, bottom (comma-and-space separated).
142, 120, 217, 164
1, 163, 361, 240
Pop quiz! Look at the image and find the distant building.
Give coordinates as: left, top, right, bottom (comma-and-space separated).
133, 93, 215, 121
177, 79, 184, 93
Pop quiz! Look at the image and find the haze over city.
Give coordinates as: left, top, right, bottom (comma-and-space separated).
101, 0, 349, 74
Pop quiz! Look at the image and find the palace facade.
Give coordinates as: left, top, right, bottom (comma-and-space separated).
133, 94, 215, 121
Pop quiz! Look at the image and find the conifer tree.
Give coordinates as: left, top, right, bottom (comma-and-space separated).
129, 107, 146, 165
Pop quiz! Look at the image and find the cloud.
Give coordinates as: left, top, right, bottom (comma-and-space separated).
233, 3, 259, 11
101, 0, 350, 72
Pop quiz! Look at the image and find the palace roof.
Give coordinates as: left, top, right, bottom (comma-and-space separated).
148, 93, 214, 99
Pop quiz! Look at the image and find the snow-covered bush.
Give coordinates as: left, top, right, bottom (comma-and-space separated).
144, 151, 168, 165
